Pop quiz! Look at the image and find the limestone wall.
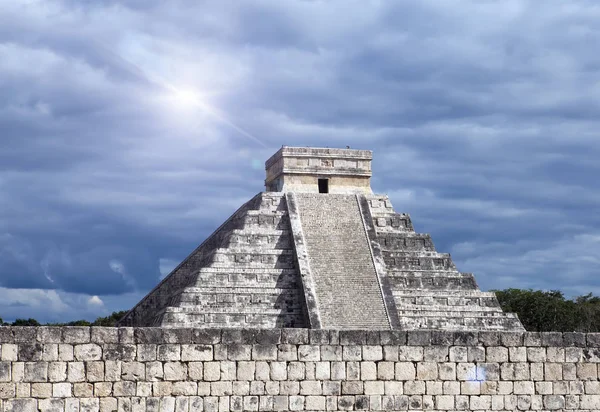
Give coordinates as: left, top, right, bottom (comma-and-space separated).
1, 327, 600, 411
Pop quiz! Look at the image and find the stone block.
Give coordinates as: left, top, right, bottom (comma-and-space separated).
379, 330, 406, 345
544, 394, 565, 410
514, 381, 535, 394
163, 362, 187, 381
397, 346, 423, 361
541, 332, 564, 347
416, 362, 437, 380
18, 343, 43, 361
339, 331, 367, 345
4, 399, 37, 412
91, 328, 118, 344
31, 382, 52, 398
467, 346, 485, 362
0, 382, 16, 398
395, 362, 416, 380
486, 346, 509, 362
181, 344, 213, 361
297, 345, 320, 361
1, 344, 18, 361
403, 381, 425, 395
362, 346, 382, 361
47, 362, 66, 382
102, 344, 135, 361
341, 381, 363, 395
470, 395, 491, 410
188, 362, 204, 381
62, 328, 90, 344
191, 328, 221, 344
281, 329, 308, 345
322, 381, 340, 396
112, 381, 135, 397
563, 332, 586, 347
364, 381, 384, 395
301, 380, 322, 395
426, 381, 442, 395
309, 330, 329, 345
24, 362, 48, 382
203, 362, 221, 381
454, 331, 478, 346
133, 328, 162, 344
577, 362, 598, 380
360, 362, 376, 380
449, 346, 467, 362
277, 344, 298, 361
227, 345, 251, 361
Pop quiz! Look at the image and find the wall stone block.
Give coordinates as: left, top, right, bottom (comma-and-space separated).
1, 327, 600, 411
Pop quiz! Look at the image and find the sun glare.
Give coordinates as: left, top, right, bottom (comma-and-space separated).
171, 88, 202, 108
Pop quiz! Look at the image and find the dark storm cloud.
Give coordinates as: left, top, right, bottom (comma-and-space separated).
1, 0, 600, 322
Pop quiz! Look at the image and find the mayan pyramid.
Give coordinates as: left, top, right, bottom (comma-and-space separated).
119, 146, 524, 331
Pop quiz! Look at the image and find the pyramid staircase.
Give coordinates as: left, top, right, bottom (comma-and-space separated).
293, 193, 391, 329
120, 192, 308, 328
365, 195, 524, 331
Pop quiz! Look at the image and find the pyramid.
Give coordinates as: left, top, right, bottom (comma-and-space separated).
119, 146, 524, 331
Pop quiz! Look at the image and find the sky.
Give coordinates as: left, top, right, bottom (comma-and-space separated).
1, 0, 600, 323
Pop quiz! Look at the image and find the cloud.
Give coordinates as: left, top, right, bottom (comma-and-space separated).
1, 0, 600, 321
88, 295, 104, 307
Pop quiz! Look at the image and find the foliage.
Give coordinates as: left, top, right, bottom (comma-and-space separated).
11, 318, 41, 326
91, 311, 129, 327
0, 311, 128, 327
494, 289, 600, 332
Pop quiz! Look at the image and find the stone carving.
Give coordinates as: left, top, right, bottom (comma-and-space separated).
119, 146, 524, 331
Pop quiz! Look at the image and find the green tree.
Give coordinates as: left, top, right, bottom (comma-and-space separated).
92, 310, 129, 326
494, 288, 600, 332
11, 318, 41, 326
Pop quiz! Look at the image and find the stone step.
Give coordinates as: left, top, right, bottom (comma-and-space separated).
163, 312, 305, 328
164, 306, 304, 315
194, 272, 300, 287
295, 193, 390, 330
183, 286, 299, 294
227, 232, 293, 249
395, 304, 502, 312
393, 289, 497, 297
207, 261, 295, 269
206, 250, 295, 268
240, 211, 290, 230
369, 212, 415, 232
399, 315, 524, 331
389, 275, 477, 290
397, 310, 519, 318
383, 250, 450, 258
383, 254, 457, 271
257, 193, 286, 212
197, 267, 298, 275
179, 289, 302, 301
377, 233, 436, 252
396, 295, 500, 307
387, 270, 465, 277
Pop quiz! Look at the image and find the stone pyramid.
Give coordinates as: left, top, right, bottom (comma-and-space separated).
119, 146, 524, 331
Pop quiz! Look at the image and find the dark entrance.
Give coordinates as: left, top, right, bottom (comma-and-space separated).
318, 178, 329, 193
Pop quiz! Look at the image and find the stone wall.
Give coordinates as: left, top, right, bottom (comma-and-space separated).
1, 328, 600, 411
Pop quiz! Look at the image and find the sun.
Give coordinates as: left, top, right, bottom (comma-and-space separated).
171, 88, 202, 109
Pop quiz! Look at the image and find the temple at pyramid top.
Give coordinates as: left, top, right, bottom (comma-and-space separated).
265, 146, 373, 194
119, 146, 524, 331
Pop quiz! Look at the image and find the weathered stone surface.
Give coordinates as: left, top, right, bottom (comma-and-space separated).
116, 146, 523, 331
